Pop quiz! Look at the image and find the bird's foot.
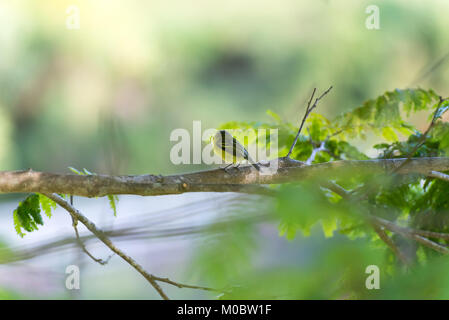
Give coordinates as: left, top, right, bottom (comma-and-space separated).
221, 164, 233, 173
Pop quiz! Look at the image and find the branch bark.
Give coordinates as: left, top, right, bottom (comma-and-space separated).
1, 157, 449, 197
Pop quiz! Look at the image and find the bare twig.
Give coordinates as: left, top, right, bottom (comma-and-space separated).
409, 50, 449, 86
369, 215, 449, 241
320, 181, 411, 263
368, 216, 449, 254
392, 96, 448, 174
305, 129, 338, 166
323, 181, 449, 258
372, 224, 411, 265
151, 276, 215, 291
71, 216, 113, 265
352, 98, 449, 202
428, 170, 449, 183
1, 213, 268, 265
44, 193, 216, 299
69, 195, 113, 265
410, 234, 449, 254
286, 86, 333, 158
46, 193, 169, 299
306, 141, 327, 165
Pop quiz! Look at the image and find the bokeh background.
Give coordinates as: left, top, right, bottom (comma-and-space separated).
1, 0, 449, 299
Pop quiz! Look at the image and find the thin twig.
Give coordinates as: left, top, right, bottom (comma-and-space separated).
46, 193, 169, 299
1, 211, 269, 265
370, 215, 449, 241
372, 224, 411, 265
44, 193, 217, 299
321, 181, 411, 263
306, 141, 327, 165
368, 216, 449, 254
428, 170, 449, 183
71, 216, 113, 265
286, 86, 333, 158
305, 128, 338, 165
392, 96, 448, 174
69, 195, 113, 265
151, 276, 215, 291
410, 234, 449, 254
352, 97, 449, 201
323, 181, 449, 257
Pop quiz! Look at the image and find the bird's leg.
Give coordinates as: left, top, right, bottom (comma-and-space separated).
221, 163, 233, 172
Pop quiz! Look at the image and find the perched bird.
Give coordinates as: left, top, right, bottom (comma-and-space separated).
211, 130, 260, 171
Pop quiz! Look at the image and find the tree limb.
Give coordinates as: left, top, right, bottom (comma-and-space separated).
1, 157, 449, 197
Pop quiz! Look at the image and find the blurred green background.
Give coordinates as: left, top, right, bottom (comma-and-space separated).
1, 0, 449, 300
1, 0, 449, 174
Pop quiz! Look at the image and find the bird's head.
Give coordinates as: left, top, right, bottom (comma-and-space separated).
210, 130, 227, 144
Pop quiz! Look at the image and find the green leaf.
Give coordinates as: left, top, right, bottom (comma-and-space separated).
266, 110, 282, 123
382, 127, 398, 142
13, 194, 44, 236
334, 88, 440, 139
307, 114, 331, 141
321, 217, 337, 238
13, 210, 25, 238
38, 193, 56, 218
107, 195, 119, 217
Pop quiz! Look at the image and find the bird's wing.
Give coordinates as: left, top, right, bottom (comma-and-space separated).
219, 136, 248, 159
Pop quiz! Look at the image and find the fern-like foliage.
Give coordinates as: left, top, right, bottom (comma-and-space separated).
38, 193, 56, 218
13, 193, 57, 237
333, 88, 441, 140
107, 194, 119, 217
219, 88, 448, 245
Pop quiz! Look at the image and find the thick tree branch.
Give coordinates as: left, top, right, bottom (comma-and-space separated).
1, 157, 449, 197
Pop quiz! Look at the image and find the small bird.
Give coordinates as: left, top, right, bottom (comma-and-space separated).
211, 130, 260, 171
